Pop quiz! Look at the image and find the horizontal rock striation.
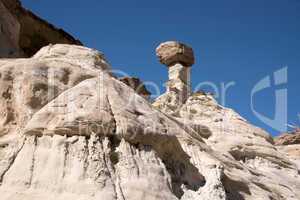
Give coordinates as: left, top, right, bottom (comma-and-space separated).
275, 128, 300, 145
275, 128, 300, 170
0, 44, 109, 137
1, 2, 300, 199
0, 44, 299, 200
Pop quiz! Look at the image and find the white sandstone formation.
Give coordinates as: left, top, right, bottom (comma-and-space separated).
156, 41, 194, 104
275, 129, 300, 170
0, 43, 299, 200
0, 44, 109, 138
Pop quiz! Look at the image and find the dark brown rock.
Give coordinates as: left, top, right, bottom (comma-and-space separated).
119, 77, 151, 98
0, 0, 82, 58
275, 128, 300, 145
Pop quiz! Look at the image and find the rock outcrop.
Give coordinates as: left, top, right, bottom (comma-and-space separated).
0, 0, 81, 58
275, 128, 300, 170
154, 88, 300, 200
0, 44, 109, 137
1, 4, 300, 198
155, 41, 194, 105
275, 128, 300, 145
118, 77, 151, 99
0, 43, 300, 200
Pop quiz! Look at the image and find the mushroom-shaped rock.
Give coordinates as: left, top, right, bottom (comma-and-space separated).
156, 41, 195, 67
156, 41, 195, 103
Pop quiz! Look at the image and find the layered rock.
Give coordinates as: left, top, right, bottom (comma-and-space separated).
0, 0, 81, 58
118, 77, 151, 99
156, 41, 195, 67
0, 44, 300, 200
0, 44, 214, 200
154, 90, 300, 200
275, 128, 300, 169
0, 44, 109, 137
156, 41, 194, 104
275, 128, 300, 145
1, 1, 300, 199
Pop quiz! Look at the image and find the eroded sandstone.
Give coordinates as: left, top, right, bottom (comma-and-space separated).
0, 44, 299, 200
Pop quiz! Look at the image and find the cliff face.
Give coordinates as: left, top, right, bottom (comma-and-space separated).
1, 2, 300, 200
0, 0, 81, 58
0, 44, 300, 200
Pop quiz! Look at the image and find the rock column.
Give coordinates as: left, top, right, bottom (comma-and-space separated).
156, 41, 195, 103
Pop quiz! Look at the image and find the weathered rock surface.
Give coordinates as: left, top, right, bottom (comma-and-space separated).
0, 44, 300, 200
0, 0, 81, 58
156, 41, 195, 67
156, 41, 194, 104
118, 77, 151, 99
154, 90, 300, 200
275, 129, 300, 170
275, 128, 300, 145
277, 144, 300, 169
0, 44, 109, 137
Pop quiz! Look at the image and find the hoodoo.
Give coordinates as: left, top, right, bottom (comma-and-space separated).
156, 41, 195, 103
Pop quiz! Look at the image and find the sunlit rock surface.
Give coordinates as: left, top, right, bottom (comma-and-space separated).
0, 3, 300, 198
0, 44, 299, 200
275, 128, 300, 170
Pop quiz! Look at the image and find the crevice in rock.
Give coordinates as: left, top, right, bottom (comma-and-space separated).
228, 148, 294, 170
161, 154, 206, 198
62, 68, 71, 85
223, 175, 250, 200
121, 133, 206, 199
101, 137, 119, 200
28, 135, 37, 187
105, 95, 122, 169
2, 85, 15, 126
252, 181, 272, 193
108, 135, 121, 167
116, 176, 126, 200
73, 74, 96, 86
27, 83, 49, 109
2, 86, 12, 99
106, 95, 117, 135
83, 136, 90, 178
0, 137, 26, 185
62, 140, 69, 179
0, 143, 9, 149
228, 148, 253, 163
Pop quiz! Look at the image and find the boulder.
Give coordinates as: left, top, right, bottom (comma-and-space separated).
156, 41, 195, 67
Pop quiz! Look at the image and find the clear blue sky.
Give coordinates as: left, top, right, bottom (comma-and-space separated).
22, 0, 300, 136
